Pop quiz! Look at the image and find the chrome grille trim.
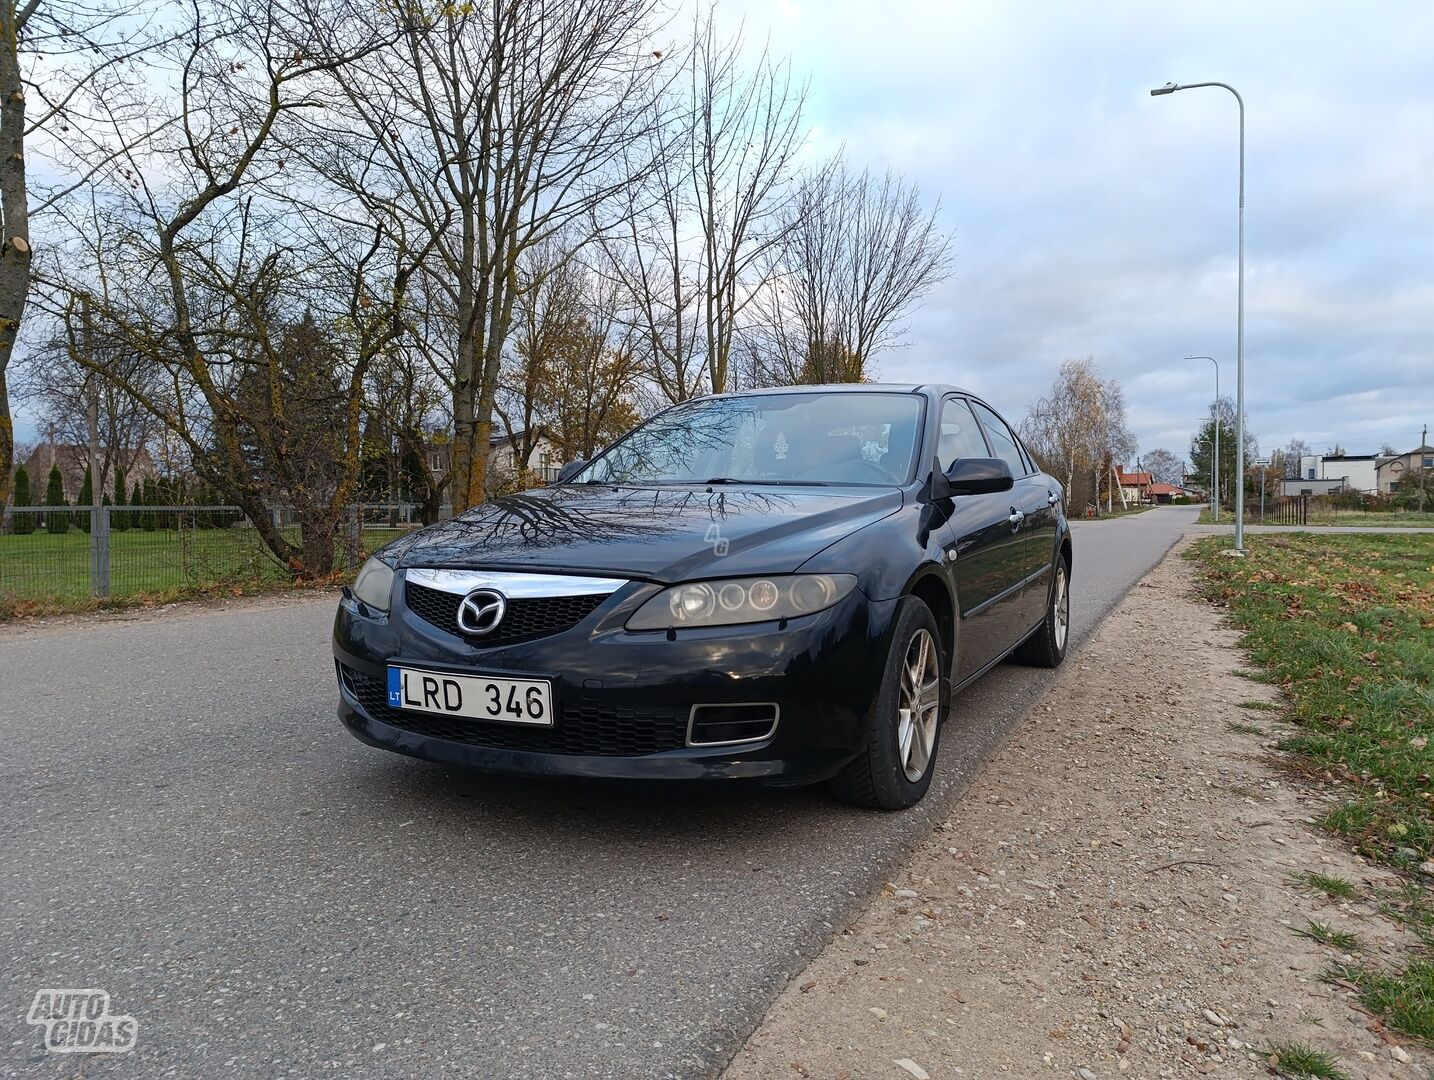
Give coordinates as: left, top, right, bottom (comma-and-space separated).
402, 568, 628, 598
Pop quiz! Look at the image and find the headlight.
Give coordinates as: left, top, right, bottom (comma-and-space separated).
352, 556, 395, 612
626, 574, 857, 630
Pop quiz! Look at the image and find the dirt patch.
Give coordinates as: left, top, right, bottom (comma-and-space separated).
724, 541, 1430, 1080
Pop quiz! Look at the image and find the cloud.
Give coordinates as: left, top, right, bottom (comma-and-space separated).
727, 0, 1434, 462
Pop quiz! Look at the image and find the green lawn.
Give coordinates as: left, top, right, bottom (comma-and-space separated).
0, 525, 404, 614
1191, 532, 1434, 1044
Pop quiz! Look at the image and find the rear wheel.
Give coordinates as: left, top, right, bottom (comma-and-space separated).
1014, 554, 1070, 668
829, 598, 947, 810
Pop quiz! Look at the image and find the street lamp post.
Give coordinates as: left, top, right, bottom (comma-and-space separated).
1153, 80, 1247, 551
1187, 355, 1219, 521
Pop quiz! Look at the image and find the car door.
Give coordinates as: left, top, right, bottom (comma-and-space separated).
933, 396, 1029, 681
968, 399, 1053, 632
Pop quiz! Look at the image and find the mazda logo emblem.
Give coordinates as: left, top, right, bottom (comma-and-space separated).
456, 588, 507, 636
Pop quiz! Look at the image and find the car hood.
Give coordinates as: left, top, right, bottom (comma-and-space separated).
380, 484, 904, 583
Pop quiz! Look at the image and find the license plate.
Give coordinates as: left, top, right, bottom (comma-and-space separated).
386, 666, 553, 727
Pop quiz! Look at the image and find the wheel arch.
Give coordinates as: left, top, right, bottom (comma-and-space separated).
904, 567, 955, 678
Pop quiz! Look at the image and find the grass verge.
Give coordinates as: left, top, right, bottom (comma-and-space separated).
0, 575, 341, 622
1190, 532, 1434, 1048
0, 526, 399, 619
1190, 533, 1433, 865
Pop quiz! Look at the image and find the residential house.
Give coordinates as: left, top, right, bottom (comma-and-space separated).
1288, 452, 1380, 495
1147, 482, 1194, 504
1115, 468, 1153, 504
20, 443, 158, 503
487, 428, 564, 489
1376, 444, 1434, 494
423, 428, 564, 496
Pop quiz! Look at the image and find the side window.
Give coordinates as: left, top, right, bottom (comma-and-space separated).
936, 398, 990, 469
970, 401, 1029, 478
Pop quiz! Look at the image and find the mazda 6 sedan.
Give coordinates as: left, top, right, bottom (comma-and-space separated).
333, 384, 1071, 809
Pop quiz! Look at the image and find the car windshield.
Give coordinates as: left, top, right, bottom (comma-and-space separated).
573, 392, 925, 487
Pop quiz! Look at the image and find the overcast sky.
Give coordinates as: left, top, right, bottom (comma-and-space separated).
725, 0, 1434, 462
18, 1, 1432, 465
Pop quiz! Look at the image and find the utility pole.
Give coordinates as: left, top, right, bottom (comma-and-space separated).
84, 296, 99, 493
1420, 423, 1428, 515
81, 295, 110, 597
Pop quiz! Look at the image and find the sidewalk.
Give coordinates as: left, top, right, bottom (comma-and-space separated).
1190, 524, 1434, 534
723, 541, 1430, 1080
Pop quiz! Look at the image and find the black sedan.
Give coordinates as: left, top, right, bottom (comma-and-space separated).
334, 384, 1071, 809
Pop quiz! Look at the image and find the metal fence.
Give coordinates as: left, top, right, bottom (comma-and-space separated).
0, 504, 421, 606
1248, 494, 1309, 525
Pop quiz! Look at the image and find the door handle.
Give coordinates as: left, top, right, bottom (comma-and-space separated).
1047, 492, 1060, 506
1008, 509, 1025, 528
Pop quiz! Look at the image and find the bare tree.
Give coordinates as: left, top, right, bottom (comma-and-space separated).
1141, 447, 1185, 487
500, 237, 582, 473
18, 318, 164, 493
307, 0, 670, 512
500, 241, 639, 475
602, 10, 805, 403
0, 0, 168, 505
37, 0, 414, 576
1021, 357, 1133, 512
750, 161, 954, 386
364, 335, 452, 524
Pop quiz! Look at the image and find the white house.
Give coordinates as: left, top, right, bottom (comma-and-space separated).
483, 428, 564, 491
1291, 452, 1381, 494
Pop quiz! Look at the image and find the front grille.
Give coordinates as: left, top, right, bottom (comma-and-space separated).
404, 581, 605, 646
338, 665, 687, 756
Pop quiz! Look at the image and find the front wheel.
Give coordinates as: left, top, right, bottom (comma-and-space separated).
1014, 555, 1070, 668
828, 598, 947, 810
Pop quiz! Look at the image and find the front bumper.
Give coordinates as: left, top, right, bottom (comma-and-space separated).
333, 575, 901, 786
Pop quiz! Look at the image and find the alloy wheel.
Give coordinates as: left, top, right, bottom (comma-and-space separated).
1053, 563, 1069, 651
896, 628, 941, 782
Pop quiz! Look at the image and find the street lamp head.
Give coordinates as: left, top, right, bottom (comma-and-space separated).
1150, 82, 1179, 96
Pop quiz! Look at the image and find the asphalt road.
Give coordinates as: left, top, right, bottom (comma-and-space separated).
1, 505, 1199, 1079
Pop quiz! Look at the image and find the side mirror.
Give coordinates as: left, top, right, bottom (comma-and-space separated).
556, 459, 586, 483
930, 456, 1014, 499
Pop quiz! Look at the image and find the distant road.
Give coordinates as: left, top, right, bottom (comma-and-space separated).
0, 505, 1199, 1079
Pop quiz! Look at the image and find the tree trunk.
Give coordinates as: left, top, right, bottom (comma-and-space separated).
0, 0, 31, 507
449, 293, 478, 512
297, 512, 338, 582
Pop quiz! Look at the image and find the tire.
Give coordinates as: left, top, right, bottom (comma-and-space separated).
829, 597, 948, 810
1014, 554, 1070, 668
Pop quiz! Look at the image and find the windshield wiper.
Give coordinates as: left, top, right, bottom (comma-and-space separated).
701, 477, 828, 487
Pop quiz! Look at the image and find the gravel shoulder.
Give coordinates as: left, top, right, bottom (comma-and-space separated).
723, 540, 1431, 1080
0, 584, 336, 639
